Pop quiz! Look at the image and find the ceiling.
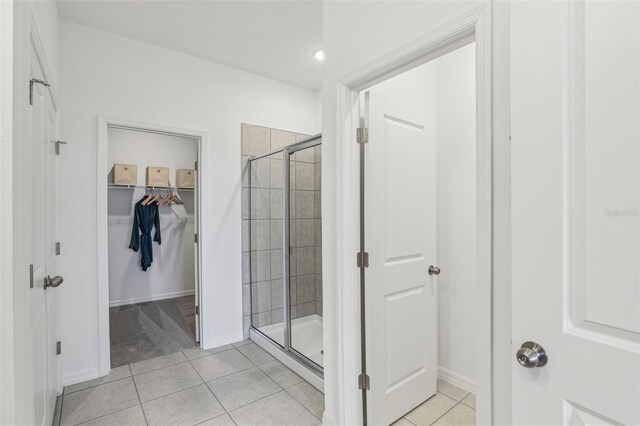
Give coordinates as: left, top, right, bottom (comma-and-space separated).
57, 1, 323, 90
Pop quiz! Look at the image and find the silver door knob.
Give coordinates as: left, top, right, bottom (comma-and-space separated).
516, 341, 547, 368
428, 265, 440, 275
44, 275, 63, 289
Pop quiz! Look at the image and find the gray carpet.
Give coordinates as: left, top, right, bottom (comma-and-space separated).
109, 296, 197, 368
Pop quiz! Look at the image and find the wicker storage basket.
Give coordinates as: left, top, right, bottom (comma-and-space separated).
113, 164, 137, 185
176, 169, 195, 188
146, 166, 170, 187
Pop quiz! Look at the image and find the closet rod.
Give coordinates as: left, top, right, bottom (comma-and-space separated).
107, 184, 194, 191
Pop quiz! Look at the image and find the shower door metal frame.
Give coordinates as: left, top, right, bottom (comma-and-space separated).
248, 134, 323, 377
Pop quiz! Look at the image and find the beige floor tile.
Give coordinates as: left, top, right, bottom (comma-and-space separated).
229, 391, 319, 426
183, 345, 234, 360
461, 393, 476, 409
233, 339, 253, 348
436, 379, 469, 402
60, 378, 140, 426
432, 403, 475, 426
65, 365, 132, 394
130, 351, 188, 375
207, 367, 281, 411
134, 361, 203, 402
392, 418, 417, 426
77, 405, 146, 426
286, 381, 324, 419
142, 384, 225, 426
197, 413, 236, 426
236, 343, 275, 365
405, 393, 457, 426
190, 348, 254, 381
259, 360, 303, 388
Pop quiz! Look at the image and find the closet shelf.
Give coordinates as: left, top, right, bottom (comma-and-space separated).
108, 184, 194, 191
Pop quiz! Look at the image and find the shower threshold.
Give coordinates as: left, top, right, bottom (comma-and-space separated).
250, 315, 324, 391
259, 314, 324, 367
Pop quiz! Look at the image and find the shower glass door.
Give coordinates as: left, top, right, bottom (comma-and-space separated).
286, 142, 323, 368
249, 135, 323, 374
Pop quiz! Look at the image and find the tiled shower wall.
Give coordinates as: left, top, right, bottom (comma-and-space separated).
241, 124, 322, 338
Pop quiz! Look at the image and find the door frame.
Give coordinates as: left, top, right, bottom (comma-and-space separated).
96, 117, 206, 376
332, 4, 505, 425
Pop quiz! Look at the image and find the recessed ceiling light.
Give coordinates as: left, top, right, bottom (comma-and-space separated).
313, 48, 324, 61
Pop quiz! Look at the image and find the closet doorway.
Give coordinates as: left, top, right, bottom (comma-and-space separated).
96, 118, 204, 374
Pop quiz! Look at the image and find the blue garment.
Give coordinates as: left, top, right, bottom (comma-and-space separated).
129, 197, 161, 271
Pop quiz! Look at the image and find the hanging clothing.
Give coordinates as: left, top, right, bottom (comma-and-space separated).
129, 197, 161, 271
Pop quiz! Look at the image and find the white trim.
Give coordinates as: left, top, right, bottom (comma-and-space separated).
438, 367, 476, 395
332, 4, 496, 425
62, 367, 100, 387
96, 116, 206, 377
108, 290, 196, 308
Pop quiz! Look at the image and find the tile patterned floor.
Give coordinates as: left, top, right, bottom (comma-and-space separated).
392, 379, 476, 426
109, 296, 198, 368
55, 340, 324, 426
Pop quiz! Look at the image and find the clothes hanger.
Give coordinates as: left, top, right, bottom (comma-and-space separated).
141, 190, 153, 205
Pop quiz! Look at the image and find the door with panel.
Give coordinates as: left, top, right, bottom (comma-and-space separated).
364, 90, 438, 426
28, 44, 60, 426
511, 1, 640, 424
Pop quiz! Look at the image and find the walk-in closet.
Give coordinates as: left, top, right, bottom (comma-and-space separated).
106, 125, 199, 367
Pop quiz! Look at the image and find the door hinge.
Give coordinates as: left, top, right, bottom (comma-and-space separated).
356, 127, 369, 144
194, 160, 198, 171
29, 78, 50, 105
195, 305, 199, 316
194, 233, 198, 243
55, 140, 67, 155
29, 264, 34, 288
358, 373, 370, 390
56, 242, 61, 256
357, 251, 369, 268
56, 341, 61, 355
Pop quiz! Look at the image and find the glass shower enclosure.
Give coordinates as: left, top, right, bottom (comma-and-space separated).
248, 135, 323, 376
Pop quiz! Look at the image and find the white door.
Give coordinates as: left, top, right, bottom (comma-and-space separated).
28, 45, 60, 426
194, 161, 200, 343
364, 90, 438, 426
512, 1, 640, 424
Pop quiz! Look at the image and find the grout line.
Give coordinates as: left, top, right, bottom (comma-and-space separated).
186, 352, 232, 423
130, 353, 190, 376
402, 416, 419, 426
130, 369, 149, 426
72, 403, 142, 426
63, 374, 133, 395
427, 401, 462, 426
283, 385, 323, 422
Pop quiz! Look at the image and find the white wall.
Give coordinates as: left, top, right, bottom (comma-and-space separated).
58, 20, 319, 385
320, 2, 510, 425
107, 128, 197, 306
369, 43, 477, 389
434, 44, 476, 387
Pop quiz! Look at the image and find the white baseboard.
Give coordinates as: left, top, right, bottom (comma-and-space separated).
322, 412, 338, 426
109, 289, 195, 307
438, 366, 476, 394
203, 332, 245, 350
62, 367, 100, 387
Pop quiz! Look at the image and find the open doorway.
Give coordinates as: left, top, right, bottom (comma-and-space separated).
360, 41, 482, 425
97, 120, 203, 371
